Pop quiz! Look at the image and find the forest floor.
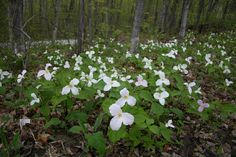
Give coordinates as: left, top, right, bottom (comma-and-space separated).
0, 31, 236, 157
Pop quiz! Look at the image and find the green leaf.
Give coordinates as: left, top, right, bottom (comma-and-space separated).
86, 132, 106, 156
108, 127, 127, 143
148, 125, 160, 135
40, 105, 50, 118
160, 124, 172, 142
94, 113, 104, 131
44, 118, 61, 129
69, 125, 83, 134
51, 95, 67, 107
102, 98, 115, 114
139, 90, 153, 102
66, 111, 88, 123
170, 108, 184, 118
11, 132, 21, 150
0, 87, 6, 95
77, 88, 96, 100
151, 103, 164, 117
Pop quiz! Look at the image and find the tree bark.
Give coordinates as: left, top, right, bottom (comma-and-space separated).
52, 0, 61, 42
10, 0, 24, 54
205, 0, 219, 22
159, 0, 170, 32
179, 0, 191, 38
130, 0, 144, 53
88, 0, 93, 44
168, 0, 178, 32
222, 0, 230, 21
195, 0, 205, 30
78, 0, 85, 53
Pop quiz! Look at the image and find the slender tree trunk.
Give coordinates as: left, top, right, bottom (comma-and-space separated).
222, 0, 230, 20
94, 0, 98, 35
7, 5, 13, 48
28, 0, 33, 16
159, 0, 170, 32
52, 0, 61, 42
195, 0, 205, 30
205, 0, 219, 22
78, 0, 85, 53
179, 0, 191, 38
88, 0, 92, 44
10, 0, 24, 54
168, 0, 178, 32
130, 0, 144, 53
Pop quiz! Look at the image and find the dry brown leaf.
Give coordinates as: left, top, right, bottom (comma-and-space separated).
37, 133, 50, 144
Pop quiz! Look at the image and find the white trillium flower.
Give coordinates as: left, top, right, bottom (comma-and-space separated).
135, 75, 148, 87
95, 90, 105, 99
225, 79, 233, 86
17, 70, 27, 83
0, 69, 10, 80
116, 88, 136, 107
103, 76, 120, 91
61, 78, 80, 95
153, 91, 169, 105
184, 82, 196, 94
37, 63, 53, 80
109, 103, 134, 131
64, 61, 70, 68
205, 54, 213, 66
30, 93, 40, 105
155, 71, 170, 86
165, 120, 175, 128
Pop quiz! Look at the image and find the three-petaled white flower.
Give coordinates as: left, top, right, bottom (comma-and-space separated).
61, 78, 80, 95
64, 61, 70, 68
37, 63, 53, 80
155, 71, 170, 86
17, 70, 27, 83
103, 76, 120, 91
30, 93, 40, 105
153, 91, 169, 105
225, 79, 233, 86
197, 100, 209, 112
135, 75, 148, 87
205, 54, 213, 66
109, 103, 134, 131
116, 88, 136, 107
165, 120, 175, 128
184, 82, 196, 94
0, 69, 10, 80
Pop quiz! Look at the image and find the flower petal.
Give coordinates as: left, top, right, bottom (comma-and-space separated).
104, 84, 111, 91
110, 116, 122, 131
120, 88, 129, 97
198, 106, 204, 112
159, 98, 165, 105
116, 98, 126, 107
71, 78, 79, 85
109, 103, 122, 116
112, 81, 120, 87
127, 96, 136, 106
122, 112, 134, 125
61, 86, 70, 95
44, 72, 52, 80
71, 87, 79, 95
37, 70, 45, 78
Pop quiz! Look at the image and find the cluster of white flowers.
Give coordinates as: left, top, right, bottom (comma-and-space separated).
153, 71, 170, 105
142, 57, 153, 70
162, 50, 178, 59
173, 64, 188, 74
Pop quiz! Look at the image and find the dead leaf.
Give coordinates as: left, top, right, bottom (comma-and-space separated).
37, 133, 50, 144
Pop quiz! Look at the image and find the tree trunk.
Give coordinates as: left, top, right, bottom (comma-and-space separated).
52, 0, 61, 42
130, 0, 144, 53
168, 0, 178, 32
205, 0, 219, 22
88, 0, 93, 44
222, 0, 230, 21
195, 0, 205, 30
28, 0, 33, 16
10, 0, 24, 54
179, 0, 191, 38
78, 0, 85, 53
159, 0, 170, 32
